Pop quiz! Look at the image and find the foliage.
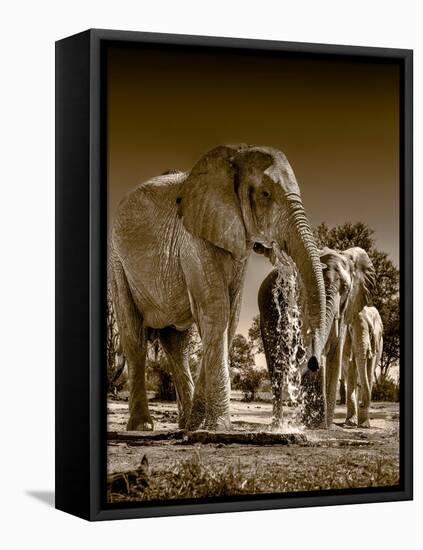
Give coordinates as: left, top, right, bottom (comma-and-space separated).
248, 315, 264, 354
148, 361, 176, 401
372, 374, 400, 402
377, 296, 400, 378
108, 450, 399, 503
238, 368, 265, 401
314, 222, 400, 382
229, 334, 255, 373
146, 342, 176, 401
314, 221, 375, 253
229, 333, 265, 399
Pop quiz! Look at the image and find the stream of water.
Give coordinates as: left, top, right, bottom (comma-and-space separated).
270, 245, 305, 431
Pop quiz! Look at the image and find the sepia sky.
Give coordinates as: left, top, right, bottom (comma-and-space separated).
107, 44, 400, 339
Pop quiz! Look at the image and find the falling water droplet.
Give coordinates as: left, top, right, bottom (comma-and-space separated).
270, 244, 305, 432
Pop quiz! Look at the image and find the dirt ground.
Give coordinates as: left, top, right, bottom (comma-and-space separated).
107, 393, 400, 502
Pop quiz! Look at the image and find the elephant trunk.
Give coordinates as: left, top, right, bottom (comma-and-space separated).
282, 197, 326, 367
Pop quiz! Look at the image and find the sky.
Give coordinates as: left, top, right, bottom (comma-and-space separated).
107, 43, 400, 341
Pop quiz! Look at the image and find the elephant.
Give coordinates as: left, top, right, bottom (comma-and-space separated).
343, 306, 383, 428
258, 246, 376, 429
109, 144, 327, 432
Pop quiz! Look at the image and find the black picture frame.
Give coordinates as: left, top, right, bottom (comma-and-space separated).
55, 28, 413, 521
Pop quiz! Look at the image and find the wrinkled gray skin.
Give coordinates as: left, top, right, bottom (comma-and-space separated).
259, 246, 376, 429
343, 306, 383, 428
110, 144, 326, 432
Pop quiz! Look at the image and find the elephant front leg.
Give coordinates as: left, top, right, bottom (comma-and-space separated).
325, 327, 348, 428
325, 349, 341, 428
356, 357, 371, 428
201, 326, 231, 431
181, 256, 232, 431
351, 326, 372, 428
345, 358, 358, 426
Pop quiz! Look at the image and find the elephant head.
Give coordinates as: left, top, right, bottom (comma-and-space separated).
320, 246, 376, 345
179, 144, 326, 367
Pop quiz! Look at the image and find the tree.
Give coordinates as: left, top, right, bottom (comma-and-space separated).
229, 334, 255, 373
248, 315, 264, 354
147, 356, 176, 401
314, 221, 400, 382
229, 333, 267, 400
145, 340, 176, 401
238, 368, 264, 402
314, 221, 376, 254
147, 326, 203, 400
378, 296, 400, 378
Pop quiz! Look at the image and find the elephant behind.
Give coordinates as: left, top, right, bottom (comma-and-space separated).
109, 144, 327, 432
343, 305, 383, 427
259, 246, 377, 429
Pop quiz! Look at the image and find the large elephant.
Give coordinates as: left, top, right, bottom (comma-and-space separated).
343, 306, 383, 428
109, 144, 326, 432
259, 246, 376, 429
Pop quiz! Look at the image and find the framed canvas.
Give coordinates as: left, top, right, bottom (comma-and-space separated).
55, 29, 413, 521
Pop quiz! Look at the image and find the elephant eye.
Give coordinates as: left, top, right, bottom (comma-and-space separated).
262, 190, 271, 198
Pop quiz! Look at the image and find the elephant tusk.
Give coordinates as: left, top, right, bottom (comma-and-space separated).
335, 317, 339, 338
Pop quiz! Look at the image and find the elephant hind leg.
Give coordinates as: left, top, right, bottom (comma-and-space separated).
186, 362, 206, 431
110, 261, 153, 431
356, 357, 371, 428
158, 327, 194, 429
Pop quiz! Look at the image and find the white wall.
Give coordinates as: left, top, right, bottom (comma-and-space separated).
0, 1, 420, 548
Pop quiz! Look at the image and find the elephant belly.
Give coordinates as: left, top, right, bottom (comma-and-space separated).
125, 258, 194, 331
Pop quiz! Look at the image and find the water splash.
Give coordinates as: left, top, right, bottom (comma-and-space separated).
270, 244, 306, 432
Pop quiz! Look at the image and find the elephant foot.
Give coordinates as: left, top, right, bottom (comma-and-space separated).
178, 412, 191, 430
186, 399, 206, 431
358, 408, 370, 428
127, 415, 154, 431
358, 419, 370, 429
315, 420, 329, 430
185, 410, 206, 432
327, 423, 343, 431
204, 414, 231, 432
271, 420, 283, 432
344, 417, 358, 428
302, 415, 327, 430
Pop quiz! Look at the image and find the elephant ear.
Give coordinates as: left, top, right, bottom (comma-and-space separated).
179, 145, 248, 260
344, 247, 376, 320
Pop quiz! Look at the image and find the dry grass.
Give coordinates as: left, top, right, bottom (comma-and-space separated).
108, 449, 399, 503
